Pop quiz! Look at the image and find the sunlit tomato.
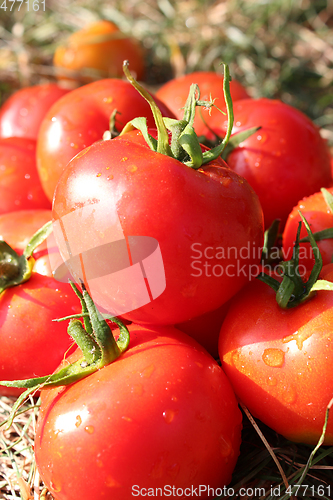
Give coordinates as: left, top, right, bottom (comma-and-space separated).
52, 137, 263, 325
282, 187, 333, 271
53, 20, 145, 85
35, 324, 242, 500
209, 98, 332, 229
0, 83, 69, 140
36, 79, 175, 201
219, 263, 333, 445
155, 71, 250, 139
0, 137, 51, 214
0, 210, 81, 396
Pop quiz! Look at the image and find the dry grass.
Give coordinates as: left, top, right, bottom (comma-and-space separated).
0, 0, 332, 143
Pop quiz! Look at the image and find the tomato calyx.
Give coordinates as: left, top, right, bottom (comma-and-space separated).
1, 282, 130, 426
0, 221, 52, 294
120, 60, 234, 169
258, 212, 333, 308
1, 282, 130, 390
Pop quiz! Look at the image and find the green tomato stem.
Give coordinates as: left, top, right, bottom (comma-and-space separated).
0, 221, 52, 294
122, 60, 172, 157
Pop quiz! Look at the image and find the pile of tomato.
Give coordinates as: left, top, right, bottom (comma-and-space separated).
0, 19, 333, 500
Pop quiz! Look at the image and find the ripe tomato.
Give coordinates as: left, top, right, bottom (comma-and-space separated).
36, 79, 175, 201
210, 98, 332, 229
53, 20, 145, 84
0, 211, 81, 396
155, 71, 250, 139
0, 137, 51, 214
219, 263, 333, 445
52, 137, 263, 325
35, 324, 242, 500
283, 187, 333, 271
0, 83, 69, 140
175, 302, 230, 359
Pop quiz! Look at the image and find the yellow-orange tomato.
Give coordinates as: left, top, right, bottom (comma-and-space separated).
53, 20, 145, 84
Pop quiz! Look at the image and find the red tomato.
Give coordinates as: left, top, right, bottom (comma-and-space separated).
0, 137, 51, 214
155, 71, 250, 139
52, 138, 264, 325
176, 302, 230, 359
0, 210, 81, 396
35, 324, 242, 500
0, 83, 69, 140
210, 98, 332, 229
53, 20, 145, 84
282, 187, 333, 271
36, 79, 176, 201
219, 263, 333, 445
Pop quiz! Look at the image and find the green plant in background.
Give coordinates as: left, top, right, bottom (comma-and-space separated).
0, 0, 332, 145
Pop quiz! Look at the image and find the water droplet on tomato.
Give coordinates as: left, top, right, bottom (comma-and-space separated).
50, 479, 62, 493
75, 415, 82, 427
107, 175, 114, 180
282, 385, 297, 404
262, 348, 285, 367
131, 384, 143, 395
267, 376, 277, 386
141, 364, 155, 378
105, 475, 121, 488
84, 425, 95, 434
256, 133, 267, 143
163, 409, 178, 424
96, 173, 102, 177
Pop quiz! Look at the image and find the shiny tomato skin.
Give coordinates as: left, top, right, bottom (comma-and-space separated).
36, 79, 175, 202
0, 84, 69, 140
0, 137, 51, 214
35, 324, 242, 500
53, 20, 145, 84
211, 98, 332, 230
155, 71, 250, 139
0, 273, 80, 396
52, 138, 264, 325
282, 187, 333, 271
219, 263, 333, 445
